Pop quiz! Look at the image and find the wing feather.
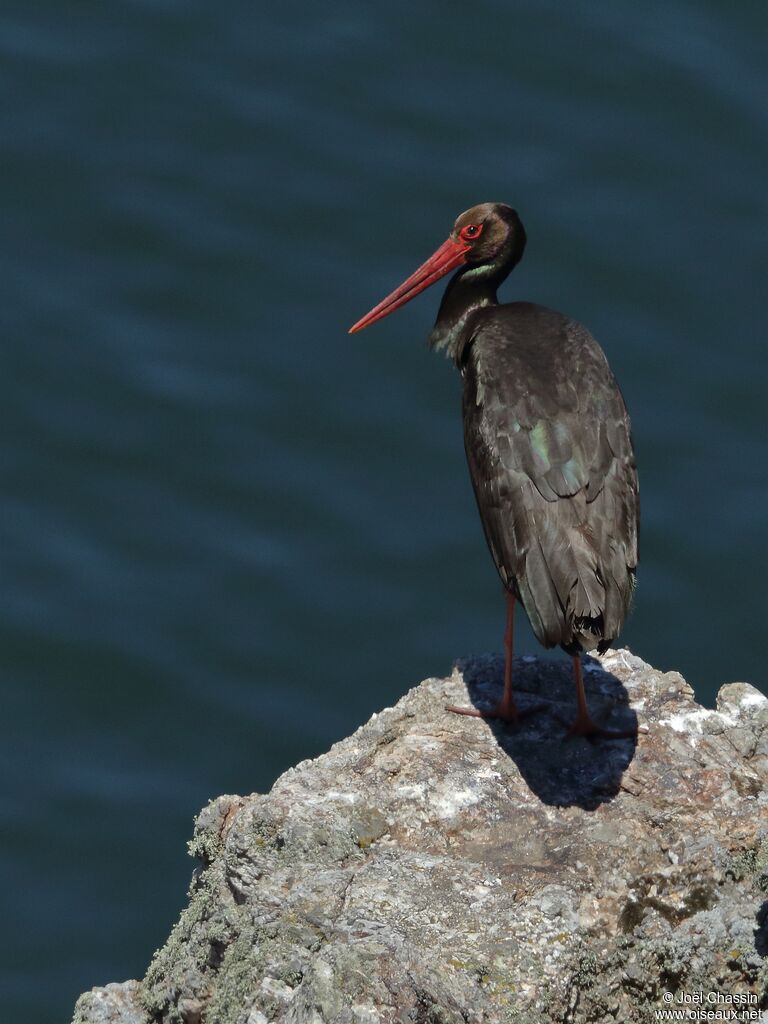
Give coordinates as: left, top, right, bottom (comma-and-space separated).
461, 303, 639, 652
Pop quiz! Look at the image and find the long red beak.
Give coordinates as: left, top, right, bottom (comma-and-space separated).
349, 237, 470, 333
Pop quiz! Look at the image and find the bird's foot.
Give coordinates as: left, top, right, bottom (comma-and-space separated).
557, 711, 640, 741
446, 700, 547, 726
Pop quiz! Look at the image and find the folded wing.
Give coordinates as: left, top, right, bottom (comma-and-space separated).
461, 304, 639, 652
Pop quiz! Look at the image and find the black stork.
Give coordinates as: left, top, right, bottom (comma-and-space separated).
350, 203, 639, 740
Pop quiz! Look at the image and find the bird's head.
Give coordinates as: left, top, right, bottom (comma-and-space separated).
349, 202, 526, 334
451, 202, 526, 270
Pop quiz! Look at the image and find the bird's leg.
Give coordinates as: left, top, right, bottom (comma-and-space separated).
563, 655, 637, 740
446, 593, 545, 724
497, 591, 520, 718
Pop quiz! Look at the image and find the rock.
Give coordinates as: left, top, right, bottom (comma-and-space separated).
71, 649, 768, 1023
72, 981, 145, 1024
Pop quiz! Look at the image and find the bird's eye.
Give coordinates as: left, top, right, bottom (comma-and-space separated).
460, 223, 483, 242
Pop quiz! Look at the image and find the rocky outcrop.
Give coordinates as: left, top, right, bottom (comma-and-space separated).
72, 649, 768, 1023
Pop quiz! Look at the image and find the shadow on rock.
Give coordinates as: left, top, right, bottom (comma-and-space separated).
755, 900, 768, 958
454, 653, 638, 810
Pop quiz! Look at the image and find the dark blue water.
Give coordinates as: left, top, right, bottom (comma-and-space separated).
0, 2, 765, 1019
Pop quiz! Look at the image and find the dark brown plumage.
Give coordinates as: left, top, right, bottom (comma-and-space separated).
459, 302, 638, 655
351, 202, 639, 738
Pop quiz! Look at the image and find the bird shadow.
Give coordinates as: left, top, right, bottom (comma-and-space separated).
755, 900, 768, 959
454, 653, 639, 810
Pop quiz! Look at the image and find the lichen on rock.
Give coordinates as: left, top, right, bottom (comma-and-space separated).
71, 649, 768, 1023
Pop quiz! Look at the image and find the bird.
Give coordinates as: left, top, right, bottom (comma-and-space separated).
349, 203, 639, 739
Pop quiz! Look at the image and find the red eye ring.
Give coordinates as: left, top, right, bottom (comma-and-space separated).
460, 223, 483, 242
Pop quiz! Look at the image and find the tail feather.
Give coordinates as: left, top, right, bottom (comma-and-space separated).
521, 539, 565, 648
519, 507, 633, 653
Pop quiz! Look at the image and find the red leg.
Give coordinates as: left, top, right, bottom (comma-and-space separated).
563, 655, 637, 739
447, 593, 545, 725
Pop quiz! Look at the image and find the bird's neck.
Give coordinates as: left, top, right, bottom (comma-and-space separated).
428, 265, 500, 363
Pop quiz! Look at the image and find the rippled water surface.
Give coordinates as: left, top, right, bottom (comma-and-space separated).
0, 2, 765, 1019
